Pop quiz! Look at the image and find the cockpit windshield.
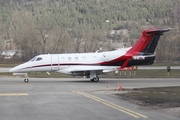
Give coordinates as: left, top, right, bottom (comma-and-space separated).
29, 57, 42, 62
36, 57, 42, 61
29, 57, 37, 62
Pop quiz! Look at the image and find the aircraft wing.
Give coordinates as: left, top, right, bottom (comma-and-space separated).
56, 66, 117, 75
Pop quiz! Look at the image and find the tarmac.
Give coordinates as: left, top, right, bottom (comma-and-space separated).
0, 77, 180, 120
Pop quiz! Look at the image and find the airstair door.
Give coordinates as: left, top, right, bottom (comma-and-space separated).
51, 54, 59, 71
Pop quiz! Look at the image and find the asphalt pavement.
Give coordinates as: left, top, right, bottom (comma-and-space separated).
0, 77, 179, 120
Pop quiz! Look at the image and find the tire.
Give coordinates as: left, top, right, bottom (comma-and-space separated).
24, 79, 29, 83
93, 76, 99, 82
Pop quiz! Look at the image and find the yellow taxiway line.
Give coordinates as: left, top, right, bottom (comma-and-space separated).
0, 93, 28, 96
73, 91, 148, 119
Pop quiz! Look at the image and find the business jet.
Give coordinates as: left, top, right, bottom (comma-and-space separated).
9, 28, 170, 83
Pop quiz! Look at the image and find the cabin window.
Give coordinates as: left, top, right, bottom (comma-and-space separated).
75, 57, 78, 61
68, 57, 71, 61
61, 57, 65, 61
36, 57, 42, 61
82, 56, 86, 60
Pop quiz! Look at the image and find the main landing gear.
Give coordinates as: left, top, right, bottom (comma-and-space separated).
90, 76, 99, 82
24, 74, 29, 83
89, 71, 99, 82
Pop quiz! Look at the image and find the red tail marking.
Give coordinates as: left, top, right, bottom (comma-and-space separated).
127, 28, 157, 56
119, 28, 157, 68
121, 58, 130, 68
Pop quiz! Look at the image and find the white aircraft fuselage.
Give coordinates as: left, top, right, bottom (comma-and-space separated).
9, 28, 170, 82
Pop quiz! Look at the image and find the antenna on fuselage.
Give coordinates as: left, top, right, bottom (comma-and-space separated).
95, 48, 102, 53
95, 50, 99, 53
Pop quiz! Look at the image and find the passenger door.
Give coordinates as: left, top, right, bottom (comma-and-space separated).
51, 54, 59, 71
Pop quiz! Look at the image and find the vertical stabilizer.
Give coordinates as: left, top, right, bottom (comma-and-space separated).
120, 28, 170, 68
127, 28, 170, 54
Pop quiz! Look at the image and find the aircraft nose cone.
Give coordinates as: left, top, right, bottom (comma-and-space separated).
9, 68, 15, 73
9, 62, 29, 73
9, 66, 19, 73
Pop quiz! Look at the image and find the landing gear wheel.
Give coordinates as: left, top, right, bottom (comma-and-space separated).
90, 76, 99, 82
24, 79, 29, 83
24, 73, 29, 83
93, 76, 99, 82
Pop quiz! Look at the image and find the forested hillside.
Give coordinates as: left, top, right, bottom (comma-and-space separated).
0, 0, 180, 62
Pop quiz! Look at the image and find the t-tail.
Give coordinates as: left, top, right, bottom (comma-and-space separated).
121, 28, 170, 68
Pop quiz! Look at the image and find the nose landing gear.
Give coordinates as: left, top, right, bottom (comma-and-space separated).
24, 74, 29, 83
24, 78, 29, 83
